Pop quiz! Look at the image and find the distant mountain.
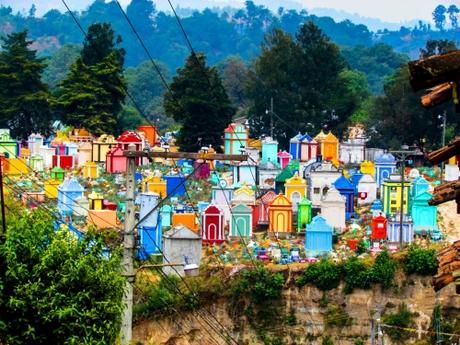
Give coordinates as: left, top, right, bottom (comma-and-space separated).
308, 7, 423, 31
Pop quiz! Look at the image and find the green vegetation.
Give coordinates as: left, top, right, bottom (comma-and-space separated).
56, 23, 126, 135
322, 335, 334, 345
382, 303, 416, 343
342, 256, 374, 293
0, 30, 53, 138
134, 271, 225, 320
296, 259, 342, 291
404, 246, 439, 276
372, 250, 397, 290
0, 208, 125, 344
231, 266, 285, 305
297, 251, 397, 293
164, 53, 234, 152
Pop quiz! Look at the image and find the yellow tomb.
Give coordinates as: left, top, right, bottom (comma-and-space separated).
284, 173, 307, 210
44, 179, 60, 199
5, 158, 29, 175
142, 175, 167, 197
83, 161, 98, 178
88, 191, 104, 210
268, 193, 293, 233
360, 160, 375, 177
322, 131, 339, 163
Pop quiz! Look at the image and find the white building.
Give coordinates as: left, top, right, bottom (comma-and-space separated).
320, 187, 346, 230
356, 174, 377, 205
306, 161, 341, 208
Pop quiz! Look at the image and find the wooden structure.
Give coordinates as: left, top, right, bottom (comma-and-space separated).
433, 240, 460, 294
426, 137, 460, 213
408, 51, 460, 112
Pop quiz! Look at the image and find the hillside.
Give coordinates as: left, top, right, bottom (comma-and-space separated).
0, 0, 458, 73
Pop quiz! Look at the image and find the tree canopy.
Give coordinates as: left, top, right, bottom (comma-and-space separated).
0, 30, 53, 138
0, 207, 125, 344
246, 22, 361, 148
56, 23, 126, 135
164, 53, 234, 152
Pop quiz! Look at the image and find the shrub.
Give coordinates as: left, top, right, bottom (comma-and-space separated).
372, 251, 397, 289
342, 256, 373, 293
382, 303, 415, 343
296, 259, 342, 291
231, 266, 285, 305
404, 247, 438, 276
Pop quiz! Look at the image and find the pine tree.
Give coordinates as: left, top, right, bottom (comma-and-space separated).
164, 53, 234, 152
0, 30, 53, 138
56, 23, 126, 135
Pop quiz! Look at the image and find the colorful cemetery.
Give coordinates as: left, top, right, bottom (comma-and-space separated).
0, 119, 449, 272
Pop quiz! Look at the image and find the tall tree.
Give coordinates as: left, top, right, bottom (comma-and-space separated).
447, 4, 459, 29
56, 23, 126, 135
420, 39, 458, 58
246, 22, 348, 148
0, 30, 53, 138
246, 28, 301, 144
164, 53, 234, 152
366, 66, 459, 149
126, 0, 156, 36
42, 44, 81, 90
0, 207, 125, 344
433, 5, 447, 31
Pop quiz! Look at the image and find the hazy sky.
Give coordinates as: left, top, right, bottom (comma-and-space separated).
0, 0, 448, 23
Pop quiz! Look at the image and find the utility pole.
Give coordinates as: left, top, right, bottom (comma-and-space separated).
121, 143, 137, 344
390, 148, 422, 249
118, 146, 247, 342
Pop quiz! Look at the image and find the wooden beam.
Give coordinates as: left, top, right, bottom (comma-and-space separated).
428, 180, 460, 208
408, 51, 460, 91
124, 150, 248, 162
421, 82, 453, 108
427, 137, 460, 164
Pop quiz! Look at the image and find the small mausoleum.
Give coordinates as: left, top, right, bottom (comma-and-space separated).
305, 215, 333, 255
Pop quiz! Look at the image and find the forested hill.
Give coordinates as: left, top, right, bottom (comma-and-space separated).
2, 0, 459, 74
